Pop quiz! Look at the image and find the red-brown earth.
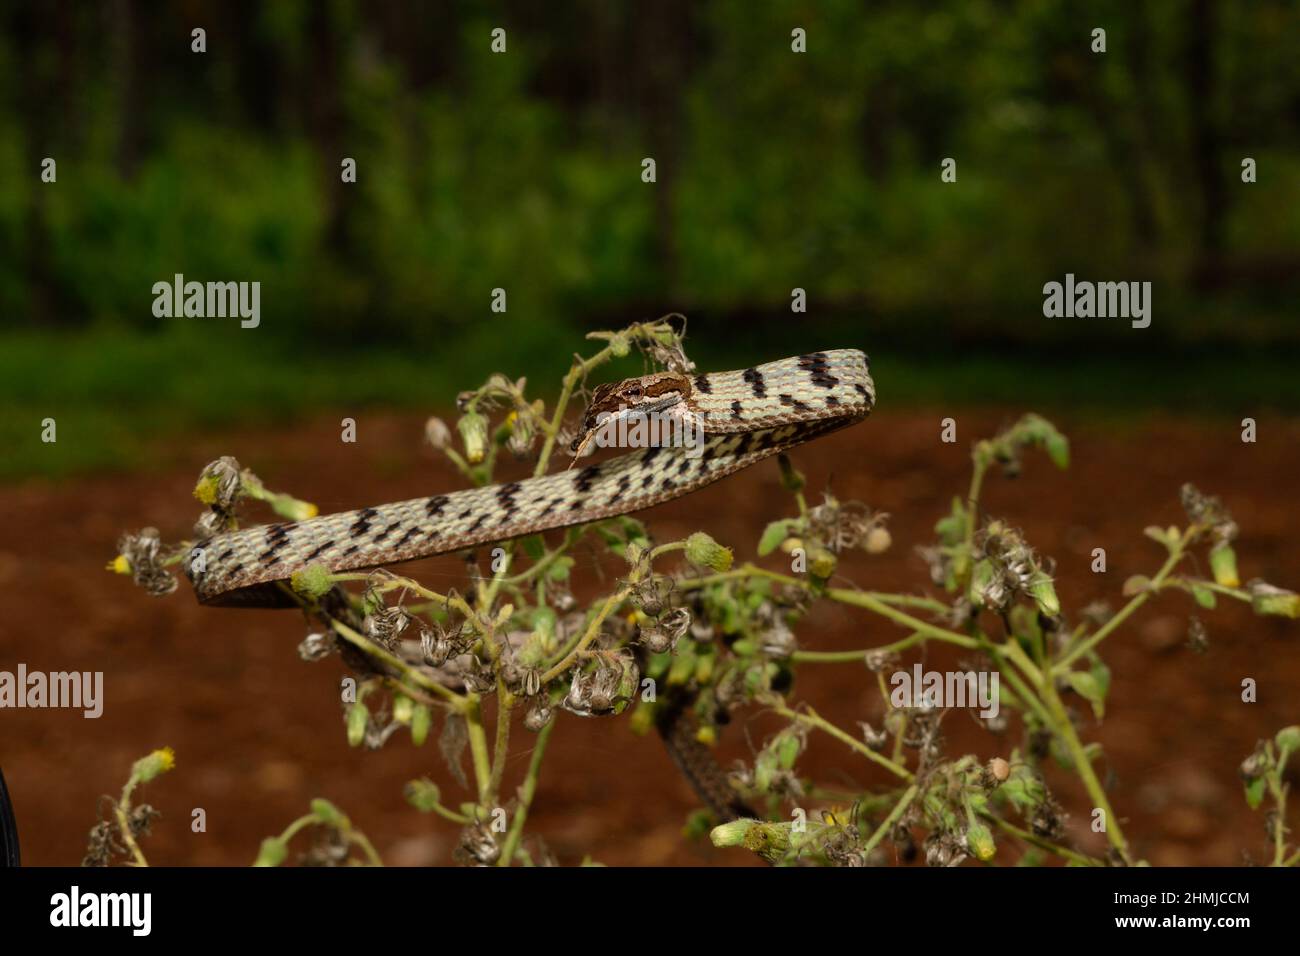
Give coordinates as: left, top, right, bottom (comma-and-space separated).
2, 409, 1298, 866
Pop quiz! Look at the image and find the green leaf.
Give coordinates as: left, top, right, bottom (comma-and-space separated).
520, 535, 546, 560
1044, 431, 1070, 470
1143, 526, 1174, 549
1122, 574, 1151, 596
1191, 583, 1216, 609
935, 497, 968, 545
1090, 657, 1112, 701
1244, 776, 1267, 810
545, 556, 575, 581
1066, 670, 1107, 719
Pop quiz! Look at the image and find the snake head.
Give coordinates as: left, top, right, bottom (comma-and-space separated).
569, 371, 694, 461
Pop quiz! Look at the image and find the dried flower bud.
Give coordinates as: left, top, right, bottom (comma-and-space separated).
505, 408, 539, 458
113, 528, 178, 597
454, 822, 500, 866
639, 624, 675, 655
194, 456, 243, 510
364, 606, 412, 646
424, 416, 452, 450
524, 699, 554, 732
864, 649, 898, 673
864, 526, 892, 554
192, 509, 234, 538
298, 632, 333, 661
988, 757, 1011, 782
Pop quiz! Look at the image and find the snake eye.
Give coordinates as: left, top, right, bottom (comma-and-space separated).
625, 385, 643, 401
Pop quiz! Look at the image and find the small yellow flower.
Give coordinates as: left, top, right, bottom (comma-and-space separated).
107, 554, 132, 575
193, 474, 220, 505
132, 746, 176, 783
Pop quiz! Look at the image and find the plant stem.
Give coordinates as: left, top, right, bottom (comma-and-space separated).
499, 719, 555, 866
540, 588, 629, 683
772, 703, 913, 781
961, 443, 991, 581
826, 586, 980, 649
489, 688, 513, 803
1056, 538, 1187, 671
464, 694, 493, 805
348, 830, 384, 866
328, 618, 463, 706
1040, 676, 1132, 863
1266, 769, 1289, 866
792, 630, 924, 663
861, 784, 919, 857
988, 816, 1102, 866
114, 778, 149, 867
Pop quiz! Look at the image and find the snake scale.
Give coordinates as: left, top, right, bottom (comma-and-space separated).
186, 349, 875, 818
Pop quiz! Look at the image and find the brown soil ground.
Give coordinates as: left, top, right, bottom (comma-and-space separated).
3, 409, 1298, 866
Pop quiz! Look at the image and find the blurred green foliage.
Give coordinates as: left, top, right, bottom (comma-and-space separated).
1, 1, 1299, 477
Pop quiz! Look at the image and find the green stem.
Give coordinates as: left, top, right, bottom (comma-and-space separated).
791, 630, 924, 663
328, 618, 463, 706
1056, 539, 1188, 672
1266, 768, 1289, 866
772, 703, 913, 781
348, 830, 384, 867
961, 444, 991, 584
499, 719, 555, 866
464, 695, 493, 805
488, 688, 513, 803
114, 779, 149, 867
826, 586, 980, 649
1041, 677, 1132, 863
540, 588, 629, 683
988, 816, 1102, 866
684, 562, 979, 649
861, 784, 919, 857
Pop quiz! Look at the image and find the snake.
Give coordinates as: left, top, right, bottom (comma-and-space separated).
185, 349, 875, 818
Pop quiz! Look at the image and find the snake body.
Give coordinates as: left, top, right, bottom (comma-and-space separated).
185, 348, 873, 825
188, 350, 874, 606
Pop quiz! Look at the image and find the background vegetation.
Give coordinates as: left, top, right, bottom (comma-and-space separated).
3, 0, 1299, 477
